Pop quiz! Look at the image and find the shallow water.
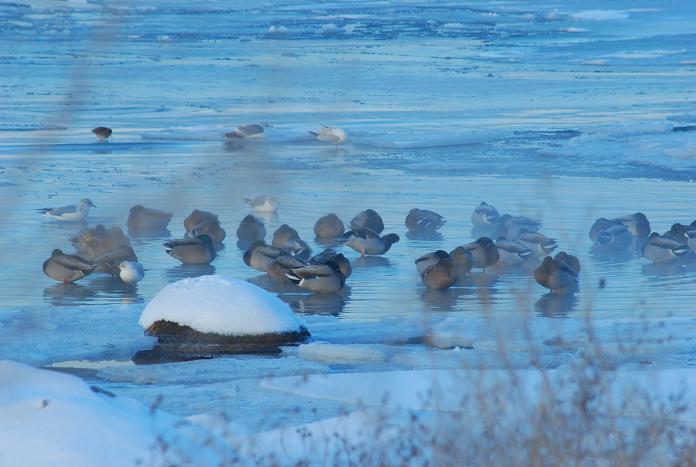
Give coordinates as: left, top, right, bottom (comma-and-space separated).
2, 0, 696, 429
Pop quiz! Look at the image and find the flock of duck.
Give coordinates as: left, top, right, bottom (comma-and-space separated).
39, 126, 696, 300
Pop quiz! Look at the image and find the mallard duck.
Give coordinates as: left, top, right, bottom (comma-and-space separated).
415, 251, 457, 289
286, 260, 346, 294
415, 250, 450, 275
495, 238, 533, 267
685, 222, 696, 251
663, 223, 690, 243
236, 214, 266, 243
92, 127, 112, 142
271, 224, 311, 260
127, 205, 172, 232
615, 212, 651, 238
309, 126, 347, 146
184, 209, 226, 243
589, 218, 620, 242
449, 246, 473, 277
459, 237, 499, 270
314, 213, 345, 238
43, 249, 95, 283
470, 202, 500, 227
495, 214, 541, 239
642, 233, 689, 263
164, 234, 216, 264
38, 198, 95, 222
266, 254, 308, 284
534, 252, 580, 293
119, 261, 144, 284
310, 248, 352, 278
405, 208, 446, 232
344, 231, 399, 256
243, 195, 278, 213
71, 224, 131, 259
517, 231, 557, 257
590, 222, 632, 250
243, 241, 284, 272
349, 209, 384, 236
93, 244, 138, 276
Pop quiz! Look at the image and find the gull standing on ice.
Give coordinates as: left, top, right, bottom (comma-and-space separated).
119, 261, 145, 284
243, 195, 279, 213
38, 199, 95, 222
309, 125, 347, 147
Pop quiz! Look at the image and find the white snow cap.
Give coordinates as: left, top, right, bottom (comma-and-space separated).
139, 275, 305, 336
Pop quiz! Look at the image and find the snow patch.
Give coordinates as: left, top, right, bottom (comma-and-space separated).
298, 342, 388, 364
0, 361, 232, 466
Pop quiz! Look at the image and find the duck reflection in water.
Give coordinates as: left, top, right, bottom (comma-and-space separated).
288, 286, 351, 316
43, 283, 97, 306
405, 230, 443, 242
641, 262, 685, 277
351, 256, 392, 269
166, 264, 216, 281
420, 287, 469, 311
590, 246, 635, 264
247, 274, 302, 294
535, 292, 578, 318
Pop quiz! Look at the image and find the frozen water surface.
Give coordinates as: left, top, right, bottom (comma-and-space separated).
1, 0, 696, 436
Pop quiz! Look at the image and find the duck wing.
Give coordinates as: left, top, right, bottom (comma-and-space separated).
275, 254, 307, 268
164, 238, 201, 248
54, 254, 94, 270
289, 264, 335, 279
40, 204, 77, 216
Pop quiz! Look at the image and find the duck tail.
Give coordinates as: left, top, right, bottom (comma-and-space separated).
338, 231, 354, 242
284, 271, 301, 284
308, 130, 319, 136
242, 197, 253, 207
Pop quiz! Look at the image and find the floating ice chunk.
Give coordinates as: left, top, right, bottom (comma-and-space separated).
426, 331, 474, 350
268, 25, 289, 35
581, 59, 608, 66
318, 23, 338, 35
298, 342, 388, 364
139, 275, 306, 336
572, 10, 629, 21
0, 361, 232, 467
97, 355, 329, 385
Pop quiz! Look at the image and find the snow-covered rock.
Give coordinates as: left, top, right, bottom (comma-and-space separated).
140, 275, 306, 336
138, 276, 309, 354
0, 361, 233, 466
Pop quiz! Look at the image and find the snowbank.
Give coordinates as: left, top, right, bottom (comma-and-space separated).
139, 275, 305, 336
0, 361, 233, 467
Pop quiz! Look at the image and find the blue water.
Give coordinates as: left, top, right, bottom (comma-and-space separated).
1, 0, 696, 428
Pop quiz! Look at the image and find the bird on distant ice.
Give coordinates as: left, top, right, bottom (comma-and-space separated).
92, 127, 112, 142
243, 195, 279, 213
38, 199, 95, 222
225, 123, 267, 139
309, 125, 347, 146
